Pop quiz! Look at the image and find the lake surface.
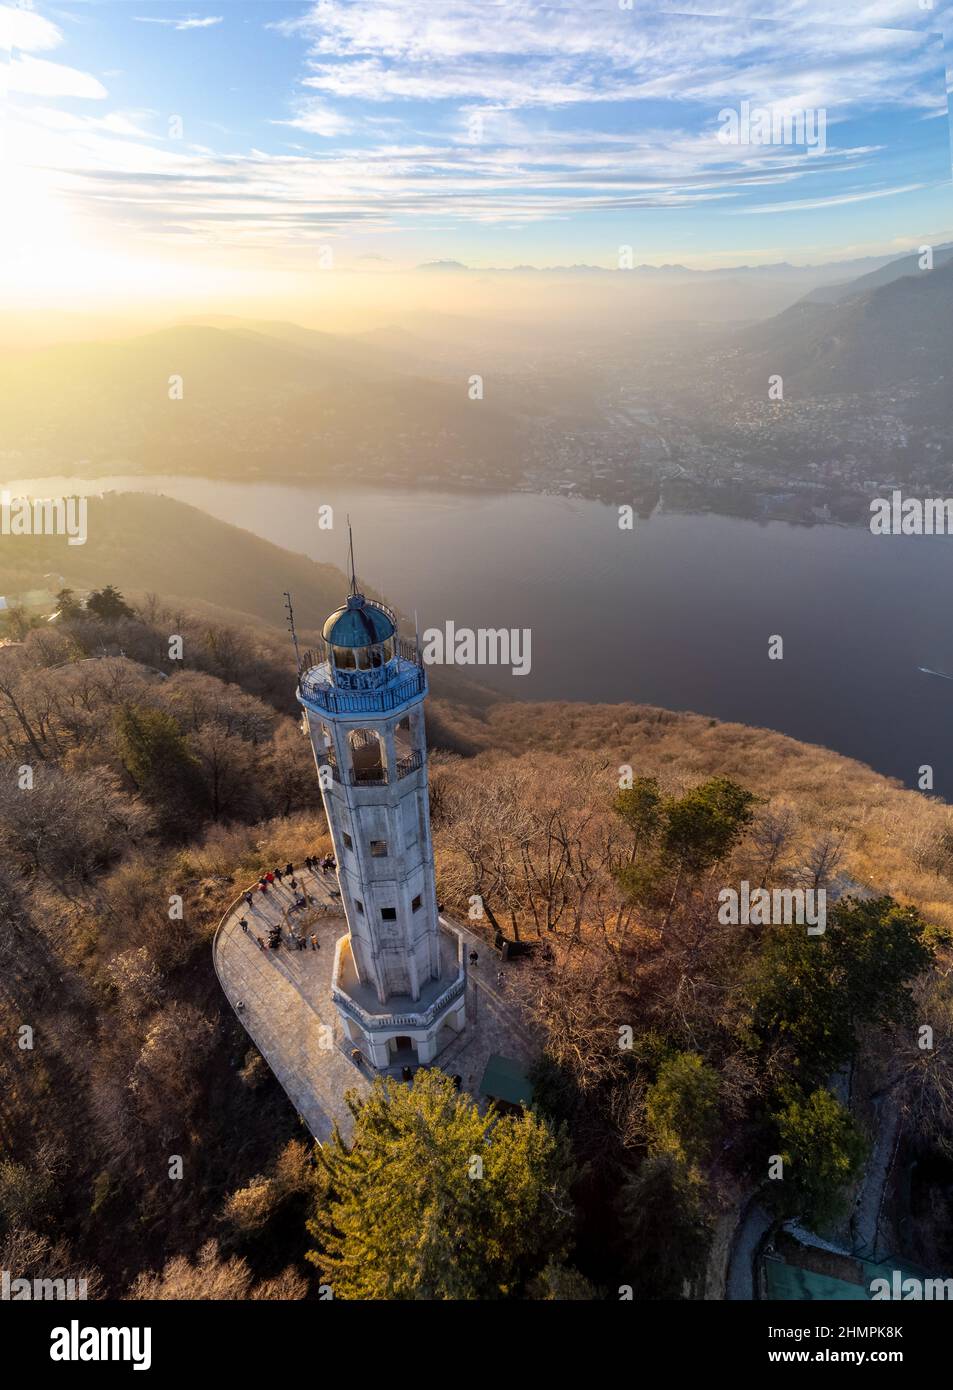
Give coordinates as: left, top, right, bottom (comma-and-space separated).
7, 473, 953, 795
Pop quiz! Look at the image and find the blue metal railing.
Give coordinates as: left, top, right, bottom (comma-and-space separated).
299, 663, 426, 716
396, 749, 423, 779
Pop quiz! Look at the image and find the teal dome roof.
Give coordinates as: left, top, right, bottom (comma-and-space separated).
322, 594, 396, 648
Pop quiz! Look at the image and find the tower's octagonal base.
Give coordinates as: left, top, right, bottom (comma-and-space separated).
331, 925, 467, 1069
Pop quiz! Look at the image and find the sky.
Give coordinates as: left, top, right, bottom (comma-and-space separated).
2, 0, 953, 314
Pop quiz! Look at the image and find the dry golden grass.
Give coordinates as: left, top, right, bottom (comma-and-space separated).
174, 812, 332, 889
431, 699, 953, 934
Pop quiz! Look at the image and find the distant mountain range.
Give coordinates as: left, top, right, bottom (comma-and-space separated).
416, 252, 910, 281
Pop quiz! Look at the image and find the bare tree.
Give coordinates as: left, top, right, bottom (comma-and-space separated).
0, 763, 152, 883
0, 1225, 103, 1300
751, 800, 799, 887
127, 1240, 306, 1300
801, 831, 846, 892
870, 979, 953, 1156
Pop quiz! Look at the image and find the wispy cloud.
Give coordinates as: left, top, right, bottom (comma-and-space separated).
0, 3, 62, 52
0, 4, 106, 97
10, 111, 900, 255
4, 0, 950, 272
7, 53, 107, 99
656, 2, 948, 25
134, 15, 223, 31
280, 0, 946, 113
731, 181, 930, 213
273, 100, 352, 138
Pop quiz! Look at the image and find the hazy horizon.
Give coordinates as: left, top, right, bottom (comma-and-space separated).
4, 0, 953, 330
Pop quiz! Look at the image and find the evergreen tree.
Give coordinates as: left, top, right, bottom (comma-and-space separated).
114, 703, 206, 830
86, 585, 135, 622
55, 587, 81, 618
617, 1154, 711, 1299
615, 775, 756, 910
774, 1088, 868, 1229
661, 776, 757, 873
744, 896, 934, 1086
613, 776, 661, 846
307, 1069, 574, 1299
645, 1052, 721, 1168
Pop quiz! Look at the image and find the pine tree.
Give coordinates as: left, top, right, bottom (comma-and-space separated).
55, 587, 80, 618
745, 896, 934, 1086
774, 1088, 868, 1229
617, 1154, 711, 1300
307, 1069, 575, 1299
645, 1052, 721, 1168
114, 703, 206, 831
86, 584, 135, 622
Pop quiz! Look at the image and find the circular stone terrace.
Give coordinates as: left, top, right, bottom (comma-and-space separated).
213, 864, 539, 1143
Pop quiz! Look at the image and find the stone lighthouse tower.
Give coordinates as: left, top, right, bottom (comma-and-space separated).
296, 560, 466, 1071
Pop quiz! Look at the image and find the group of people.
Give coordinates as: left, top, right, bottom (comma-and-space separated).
254, 862, 298, 894
289, 929, 319, 952
236, 852, 334, 953
240, 855, 335, 911
247, 922, 319, 953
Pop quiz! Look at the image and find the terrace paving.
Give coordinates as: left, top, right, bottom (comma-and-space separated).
214, 866, 539, 1143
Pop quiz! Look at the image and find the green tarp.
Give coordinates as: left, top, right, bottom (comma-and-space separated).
765, 1252, 935, 1301
479, 1053, 534, 1106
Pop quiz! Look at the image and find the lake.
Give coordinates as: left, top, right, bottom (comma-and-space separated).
6, 473, 953, 796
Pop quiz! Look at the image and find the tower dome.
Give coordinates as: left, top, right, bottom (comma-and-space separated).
322, 593, 396, 647
322, 593, 397, 672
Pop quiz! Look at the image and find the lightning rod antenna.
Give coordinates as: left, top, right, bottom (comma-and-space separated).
283, 590, 301, 671
347, 515, 358, 597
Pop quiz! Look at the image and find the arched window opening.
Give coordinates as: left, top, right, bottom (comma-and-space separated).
348, 728, 387, 784
394, 712, 422, 779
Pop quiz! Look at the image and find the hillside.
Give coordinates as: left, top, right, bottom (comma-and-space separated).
0, 492, 344, 631
0, 491, 500, 716
802, 244, 953, 305
733, 258, 953, 405
0, 323, 524, 482
429, 698, 953, 935
3, 506, 952, 1297
1, 596, 951, 1297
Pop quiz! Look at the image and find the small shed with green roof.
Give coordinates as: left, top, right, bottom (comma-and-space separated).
479, 1053, 534, 1110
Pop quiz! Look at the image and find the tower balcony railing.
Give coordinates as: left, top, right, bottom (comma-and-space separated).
317, 758, 381, 787
396, 748, 423, 779
317, 757, 418, 787
352, 768, 388, 787
299, 660, 426, 716
332, 972, 466, 1032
